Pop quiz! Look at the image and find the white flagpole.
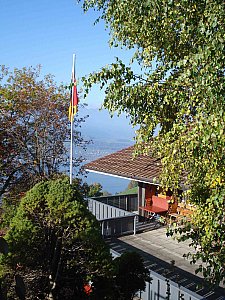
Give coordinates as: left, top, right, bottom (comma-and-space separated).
70, 54, 75, 185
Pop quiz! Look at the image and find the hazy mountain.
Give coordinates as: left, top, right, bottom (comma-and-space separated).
77, 107, 135, 193
77, 107, 159, 193
79, 107, 136, 143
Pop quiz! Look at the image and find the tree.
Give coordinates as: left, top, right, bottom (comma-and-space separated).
82, 182, 104, 197
119, 181, 138, 195
127, 181, 138, 190
79, 0, 225, 286
0, 65, 88, 198
88, 182, 103, 197
0, 177, 113, 299
114, 252, 150, 300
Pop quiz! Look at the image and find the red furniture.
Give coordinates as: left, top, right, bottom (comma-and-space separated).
139, 195, 169, 216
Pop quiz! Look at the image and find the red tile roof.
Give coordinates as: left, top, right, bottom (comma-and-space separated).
84, 145, 161, 184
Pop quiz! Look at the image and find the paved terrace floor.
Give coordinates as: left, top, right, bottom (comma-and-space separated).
106, 227, 225, 299
120, 227, 201, 276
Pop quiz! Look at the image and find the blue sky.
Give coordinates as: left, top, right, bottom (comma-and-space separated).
1, 1, 137, 192
1, 0, 133, 108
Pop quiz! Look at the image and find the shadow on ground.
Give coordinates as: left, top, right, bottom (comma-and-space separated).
106, 235, 225, 300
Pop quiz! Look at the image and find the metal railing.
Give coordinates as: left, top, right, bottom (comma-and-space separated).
112, 250, 204, 300
86, 197, 137, 237
92, 193, 138, 212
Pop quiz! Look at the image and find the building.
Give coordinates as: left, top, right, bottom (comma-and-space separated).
84, 145, 225, 299
84, 145, 184, 219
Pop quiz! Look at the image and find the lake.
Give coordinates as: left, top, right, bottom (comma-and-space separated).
70, 107, 137, 194
70, 139, 133, 194
75, 138, 134, 194
83, 172, 130, 195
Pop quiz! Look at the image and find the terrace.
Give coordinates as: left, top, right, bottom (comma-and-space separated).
84, 145, 193, 222
84, 145, 225, 299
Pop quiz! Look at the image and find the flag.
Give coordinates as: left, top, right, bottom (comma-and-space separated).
69, 57, 78, 122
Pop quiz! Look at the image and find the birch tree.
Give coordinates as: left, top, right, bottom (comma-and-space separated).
79, 0, 225, 286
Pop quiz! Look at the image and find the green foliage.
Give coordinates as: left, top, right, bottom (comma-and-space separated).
120, 180, 138, 195
114, 252, 150, 300
0, 178, 113, 299
127, 181, 138, 190
79, 0, 225, 286
83, 182, 104, 197
0, 197, 20, 229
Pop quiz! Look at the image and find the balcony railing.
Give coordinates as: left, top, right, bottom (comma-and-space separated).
92, 193, 138, 212
86, 197, 137, 237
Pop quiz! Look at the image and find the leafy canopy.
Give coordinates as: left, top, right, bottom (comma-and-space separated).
0, 65, 88, 198
83, 182, 104, 197
79, 0, 225, 286
1, 177, 113, 299
114, 251, 150, 300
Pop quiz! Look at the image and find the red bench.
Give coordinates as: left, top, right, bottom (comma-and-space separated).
139, 195, 169, 216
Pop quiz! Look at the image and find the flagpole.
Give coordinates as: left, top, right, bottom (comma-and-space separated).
70, 54, 75, 185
